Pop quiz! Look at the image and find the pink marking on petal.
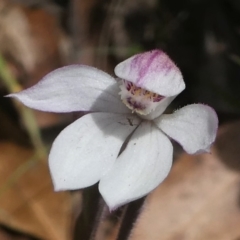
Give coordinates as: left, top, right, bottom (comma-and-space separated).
131, 50, 161, 85
115, 49, 185, 96
130, 50, 177, 87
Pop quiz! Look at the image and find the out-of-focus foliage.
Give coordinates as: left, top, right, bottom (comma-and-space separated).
1, 0, 240, 239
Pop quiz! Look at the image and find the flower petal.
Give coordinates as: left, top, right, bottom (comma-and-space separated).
49, 112, 140, 190
142, 96, 176, 120
154, 104, 218, 154
99, 121, 173, 210
114, 50, 185, 96
8, 65, 129, 113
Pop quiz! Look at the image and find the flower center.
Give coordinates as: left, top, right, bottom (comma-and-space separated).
119, 80, 164, 115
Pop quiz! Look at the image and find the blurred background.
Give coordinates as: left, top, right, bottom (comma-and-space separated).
0, 0, 240, 239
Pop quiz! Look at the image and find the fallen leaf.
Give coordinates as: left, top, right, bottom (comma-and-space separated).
0, 142, 73, 240
130, 122, 240, 240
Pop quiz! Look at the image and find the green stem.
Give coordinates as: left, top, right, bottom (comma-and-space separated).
0, 54, 46, 157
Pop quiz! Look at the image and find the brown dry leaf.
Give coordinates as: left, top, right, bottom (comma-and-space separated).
0, 0, 69, 128
0, 142, 73, 240
0, 0, 65, 76
129, 122, 240, 240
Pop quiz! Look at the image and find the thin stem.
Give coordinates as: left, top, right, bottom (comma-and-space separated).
73, 184, 104, 240
0, 54, 47, 158
116, 197, 146, 240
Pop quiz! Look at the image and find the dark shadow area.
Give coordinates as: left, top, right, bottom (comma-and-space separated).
214, 120, 240, 209
0, 224, 42, 240
215, 120, 240, 172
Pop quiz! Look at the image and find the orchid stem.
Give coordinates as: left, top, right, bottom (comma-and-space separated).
116, 197, 146, 240
73, 184, 104, 240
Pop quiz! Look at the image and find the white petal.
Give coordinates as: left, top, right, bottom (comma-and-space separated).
154, 104, 218, 154
49, 112, 140, 190
99, 121, 173, 210
9, 65, 129, 113
114, 50, 185, 97
142, 96, 176, 120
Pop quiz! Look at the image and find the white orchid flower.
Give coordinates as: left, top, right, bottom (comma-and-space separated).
9, 50, 218, 210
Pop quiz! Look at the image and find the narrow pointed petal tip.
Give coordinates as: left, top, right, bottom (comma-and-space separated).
114, 49, 185, 97
8, 65, 129, 114
155, 104, 218, 154
99, 122, 173, 210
